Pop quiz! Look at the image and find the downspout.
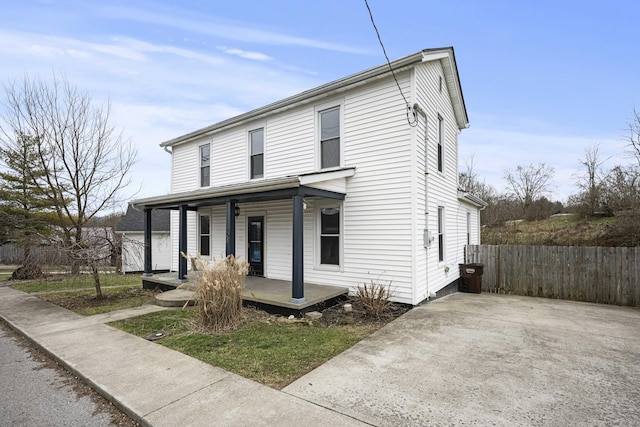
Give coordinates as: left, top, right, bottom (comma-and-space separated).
413, 103, 431, 301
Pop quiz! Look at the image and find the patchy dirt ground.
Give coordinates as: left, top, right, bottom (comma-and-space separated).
241, 298, 411, 329
1, 322, 139, 426
43, 288, 158, 312
315, 298, 410, 327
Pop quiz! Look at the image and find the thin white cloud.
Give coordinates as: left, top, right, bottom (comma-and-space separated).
217, 46, 273, 62
101, 6, 371, 55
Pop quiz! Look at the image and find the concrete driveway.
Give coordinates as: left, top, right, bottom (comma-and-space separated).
284, 293, 640, 426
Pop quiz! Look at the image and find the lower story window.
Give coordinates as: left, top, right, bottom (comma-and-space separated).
437, 206, 445, 262
199, 214, 210, 256
320, 206, 340, 265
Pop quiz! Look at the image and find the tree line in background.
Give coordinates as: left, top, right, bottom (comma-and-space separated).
0, 74, 136, 297
460, 109, 640, 246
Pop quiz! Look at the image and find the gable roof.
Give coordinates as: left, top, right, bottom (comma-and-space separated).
160, 47, 467, 148
115, 205, 170, 232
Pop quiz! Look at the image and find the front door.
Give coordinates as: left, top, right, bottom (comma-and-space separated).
248, 216, 264, 276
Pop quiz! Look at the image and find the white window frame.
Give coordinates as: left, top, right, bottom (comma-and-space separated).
437, 115, 444, 174
248, 127, 265, 180
199, 143, 210, 187
437, 206, 445, 263
198, 213, 211, 257
316, 101, 344, 171
314, 201, 343, 271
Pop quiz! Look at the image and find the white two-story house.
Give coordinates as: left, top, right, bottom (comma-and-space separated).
132, 47, 486, 306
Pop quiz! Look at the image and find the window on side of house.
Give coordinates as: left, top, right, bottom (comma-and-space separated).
249, 128, 264, 179
437, 206, 445, 262
467, 212, 472, 245
199, 214, 211, 256
200, 144, 210, 187
437, 115, 444, 173
320, 107, 340, 169
319, 205, 340, 266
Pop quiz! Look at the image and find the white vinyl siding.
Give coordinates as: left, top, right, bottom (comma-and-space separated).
120, 232, 171, 273
267, 109, 314, 176
170, 210, 197, 272
164, 54, 476, 305
415, 59, 466, 297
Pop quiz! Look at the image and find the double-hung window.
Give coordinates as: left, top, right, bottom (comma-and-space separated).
249, 128, 264, 179
199, 214, 211, 256
320, 107, 340, 169
437, 115, 444, 173
319, 206, 340, 266
437, 206, 445, 262
200, 144, 210, 187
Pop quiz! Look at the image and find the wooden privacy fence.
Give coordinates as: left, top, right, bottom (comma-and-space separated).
465, 245, 640, 307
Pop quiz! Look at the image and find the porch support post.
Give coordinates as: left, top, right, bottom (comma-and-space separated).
143, 207, 153, 276
291, 194, 305, 303
225, 200, 236, 257
178, 204, 188, 282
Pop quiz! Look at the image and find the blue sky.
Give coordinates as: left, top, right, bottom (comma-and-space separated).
1, 0, 638, 206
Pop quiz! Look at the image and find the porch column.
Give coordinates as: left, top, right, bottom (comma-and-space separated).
143, 207, 152, 276
178, 204, 188, 282
225, 200, 237, 257
291, 194, 305, 303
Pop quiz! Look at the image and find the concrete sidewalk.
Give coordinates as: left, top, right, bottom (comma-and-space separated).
0, 287, 366, 426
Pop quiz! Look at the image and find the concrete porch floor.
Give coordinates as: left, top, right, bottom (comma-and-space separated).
142, 273, 349, 313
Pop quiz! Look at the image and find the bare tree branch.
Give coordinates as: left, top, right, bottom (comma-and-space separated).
0, 73, 137, 295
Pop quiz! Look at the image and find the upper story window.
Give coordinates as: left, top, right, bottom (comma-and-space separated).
437, 115, 444, 173
249, 128, 264, 179
200, 144, 210, 187
320, 106, 340, 169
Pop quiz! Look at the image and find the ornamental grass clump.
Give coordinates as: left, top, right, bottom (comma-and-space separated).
185, 254, 248, 333
354, 279, 394, 318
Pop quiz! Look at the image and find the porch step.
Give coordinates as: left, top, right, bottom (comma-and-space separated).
155, 289, 196, 307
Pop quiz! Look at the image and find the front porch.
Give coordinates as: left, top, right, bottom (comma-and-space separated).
143, 273, 349, 314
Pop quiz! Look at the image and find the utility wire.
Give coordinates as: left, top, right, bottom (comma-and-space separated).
364, 0, 418, 127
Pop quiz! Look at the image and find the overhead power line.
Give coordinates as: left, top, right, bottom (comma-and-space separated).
363, 0, 417, 127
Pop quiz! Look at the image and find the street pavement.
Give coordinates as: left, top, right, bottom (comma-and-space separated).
0, 322, 116, 426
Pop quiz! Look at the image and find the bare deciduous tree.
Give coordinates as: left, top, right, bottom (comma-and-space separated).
627, 108, 640, 168
572, 144, 608, 217
0, 74, 137, 296
503, 163, 555, 211
459, 154, 497, 202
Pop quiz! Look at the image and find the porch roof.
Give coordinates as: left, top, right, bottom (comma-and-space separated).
132, 168, 355, 210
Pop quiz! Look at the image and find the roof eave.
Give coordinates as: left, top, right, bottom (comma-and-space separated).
160, 48, 460, 148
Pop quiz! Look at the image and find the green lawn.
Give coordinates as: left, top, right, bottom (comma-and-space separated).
0, 268, 13, 281
110, 308, 378, 389
10, 273, 142, 293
